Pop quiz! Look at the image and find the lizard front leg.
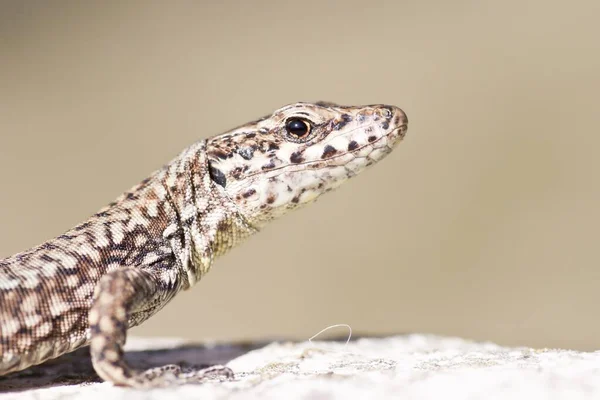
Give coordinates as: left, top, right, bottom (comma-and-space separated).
89, 267, 232, 388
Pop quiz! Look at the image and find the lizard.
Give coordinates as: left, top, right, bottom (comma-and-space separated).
0, 101, 408, 388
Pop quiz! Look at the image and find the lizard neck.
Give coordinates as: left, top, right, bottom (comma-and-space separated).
159, 141, 258, 289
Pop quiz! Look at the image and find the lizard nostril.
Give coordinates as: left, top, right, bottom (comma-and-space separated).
387, 106, 408, 126
381, 107, 393, 119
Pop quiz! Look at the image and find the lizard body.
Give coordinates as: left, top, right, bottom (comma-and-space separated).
0, 102, 408, 387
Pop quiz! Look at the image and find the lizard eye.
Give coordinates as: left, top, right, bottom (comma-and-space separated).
285, 118, 311, 140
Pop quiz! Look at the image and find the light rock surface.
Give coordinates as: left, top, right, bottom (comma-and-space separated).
0, 335, 598, 399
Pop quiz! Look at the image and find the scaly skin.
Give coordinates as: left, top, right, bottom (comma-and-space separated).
0, 102, 408, 387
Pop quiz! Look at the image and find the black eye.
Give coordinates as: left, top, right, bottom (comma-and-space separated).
285, 118, 311, 139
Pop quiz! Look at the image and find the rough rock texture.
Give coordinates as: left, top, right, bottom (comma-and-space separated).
0, 335, 598, 399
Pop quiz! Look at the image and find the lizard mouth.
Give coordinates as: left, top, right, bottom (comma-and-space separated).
324, 123, 408, 165
250, 124, 408, 179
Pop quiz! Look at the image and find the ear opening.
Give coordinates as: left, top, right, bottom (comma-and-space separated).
207, 161, 227, 188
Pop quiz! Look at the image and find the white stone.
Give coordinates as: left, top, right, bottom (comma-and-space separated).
2, 335, 599, 399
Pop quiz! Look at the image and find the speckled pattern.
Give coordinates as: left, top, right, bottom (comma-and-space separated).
0, 102, 408, 387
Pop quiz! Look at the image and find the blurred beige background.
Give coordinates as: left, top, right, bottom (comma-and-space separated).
0, 0, 599, 350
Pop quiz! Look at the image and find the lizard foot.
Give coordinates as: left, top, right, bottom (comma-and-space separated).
127, 364, 234, 388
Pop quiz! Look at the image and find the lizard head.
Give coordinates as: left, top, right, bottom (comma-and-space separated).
205, 102, 408, 228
